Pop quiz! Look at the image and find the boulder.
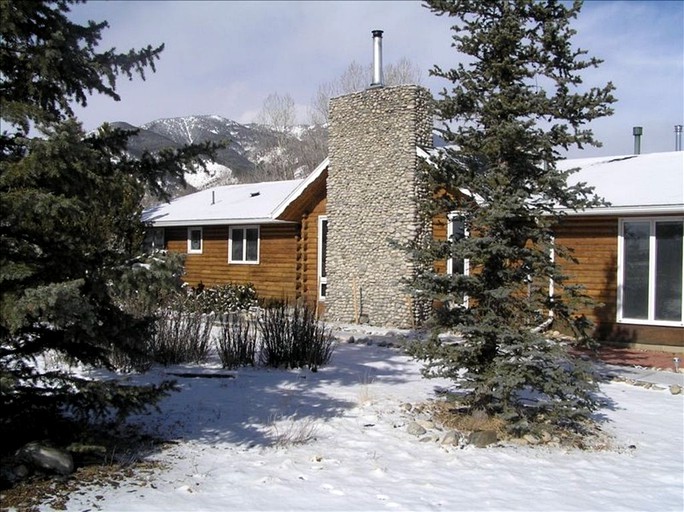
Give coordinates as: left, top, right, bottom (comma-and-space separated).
416, 419, 436, 430
407, 422, 427, 436
523, 434, 541, 445
440, 430, 463, 447
17, 441, 74, 476
468, 430, 498, 448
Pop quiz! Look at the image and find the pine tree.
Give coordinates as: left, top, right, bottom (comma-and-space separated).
409, 0, 616, 433
0, 0, 218, 444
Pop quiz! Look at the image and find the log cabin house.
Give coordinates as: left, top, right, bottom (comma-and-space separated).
143, 32, 683, 351
143, 148, 683, 351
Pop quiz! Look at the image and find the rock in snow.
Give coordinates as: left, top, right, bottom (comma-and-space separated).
16, 441, 74, 476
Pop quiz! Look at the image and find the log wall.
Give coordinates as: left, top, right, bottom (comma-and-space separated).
556, 216, 682, 348
431, 213, 682, 348
165, 223, 299, 302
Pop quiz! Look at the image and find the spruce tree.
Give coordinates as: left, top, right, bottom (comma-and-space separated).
410, 0, 616, 433
0, 0, 218, 445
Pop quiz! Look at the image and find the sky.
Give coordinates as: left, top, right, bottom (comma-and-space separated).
68, 0, 684, 158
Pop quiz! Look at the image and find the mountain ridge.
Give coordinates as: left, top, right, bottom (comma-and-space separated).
116, 114, 327, 197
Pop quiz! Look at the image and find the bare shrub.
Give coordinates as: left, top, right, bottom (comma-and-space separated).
148, 295, 213, 365
269, 413, 319, 448
107, 341, 153, 373
215, 313, 258, 369
258, 301, 334, 371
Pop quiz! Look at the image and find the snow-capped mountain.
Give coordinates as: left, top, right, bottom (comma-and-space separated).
142, 115, 270, 179
117, 115, 327, 196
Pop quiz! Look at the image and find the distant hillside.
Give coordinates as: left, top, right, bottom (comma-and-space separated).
141, 115, 266, 181
111, 115, 328, 198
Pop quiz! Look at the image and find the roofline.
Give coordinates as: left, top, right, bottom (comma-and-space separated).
271, 157, 329, 219
418, 147, 682, 215
559, 205, 684, 216
416, 146, 431, 159
148, 218, 297, 227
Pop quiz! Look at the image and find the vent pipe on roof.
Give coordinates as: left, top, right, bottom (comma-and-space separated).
675, 125, 683, 151
211, 190, 215, 205
632, 126, 643, 155
369, 30, 384, 88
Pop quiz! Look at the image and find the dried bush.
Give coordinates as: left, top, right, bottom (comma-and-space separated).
269, 413, 319, 447
148, 294, 214, 365
215, 313, 258, 369
258, 301, 334, 371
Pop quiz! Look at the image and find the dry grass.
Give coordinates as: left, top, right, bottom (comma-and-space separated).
425, 399, 614, 450
428, 401, 508, 436
356, 372, 376, 406
269, 414, 319, 448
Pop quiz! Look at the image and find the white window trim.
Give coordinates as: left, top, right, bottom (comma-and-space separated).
187, 227, 203, 254
617, 216, 684, 327
318, 216, 328, 301
447, 212, 470, 308
229, 225, 260, 264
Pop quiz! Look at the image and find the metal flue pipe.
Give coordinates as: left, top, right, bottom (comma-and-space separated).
633, 126, 643, 155
370, 30, 384, 88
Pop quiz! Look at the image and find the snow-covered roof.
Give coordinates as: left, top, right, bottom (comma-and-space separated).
559, 151, 683, 215
144, 150, 682, 227
271, 157, 329, 219
419, 147, 683, 215
143, 179, 304, 227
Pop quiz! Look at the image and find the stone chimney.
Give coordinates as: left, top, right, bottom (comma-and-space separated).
325, 83, 433, 327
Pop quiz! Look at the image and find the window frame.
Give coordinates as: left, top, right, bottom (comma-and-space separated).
617, 216, 684, 327
187, 227, 203, 254
447, 212, 470, 308
229, 225, 260, 264
144, 228, 165, 251
318, 216, 328, 301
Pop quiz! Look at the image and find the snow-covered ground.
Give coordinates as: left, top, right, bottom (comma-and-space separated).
56, 326, 683, 511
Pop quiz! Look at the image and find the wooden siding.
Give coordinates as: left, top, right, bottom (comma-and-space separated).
555, 216, 682, 348
431, 213, 682, 348
432, 213, 448, 274
165, 224, 299, 302
278, 169, 327, 222
297, 195, 327, 314
273, 169, 329, 314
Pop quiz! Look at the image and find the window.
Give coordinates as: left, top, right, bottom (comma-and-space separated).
447, 215, 468, 276
618, 218, 683, 326
229, 226, 259, 263
187, 227, 203, 254
447, 213, 469, 307
143, 228, 164, 251
318, 217, 328, 300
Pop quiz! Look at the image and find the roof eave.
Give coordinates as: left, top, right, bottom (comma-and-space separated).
559, 204, 684, 216
271, 157, 330, 219
147, 217, 297, 227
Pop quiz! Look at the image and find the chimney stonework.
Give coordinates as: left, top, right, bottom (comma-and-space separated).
325, 85, 433, 327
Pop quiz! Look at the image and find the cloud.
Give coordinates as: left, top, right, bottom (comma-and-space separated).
67, 0, 683, 157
